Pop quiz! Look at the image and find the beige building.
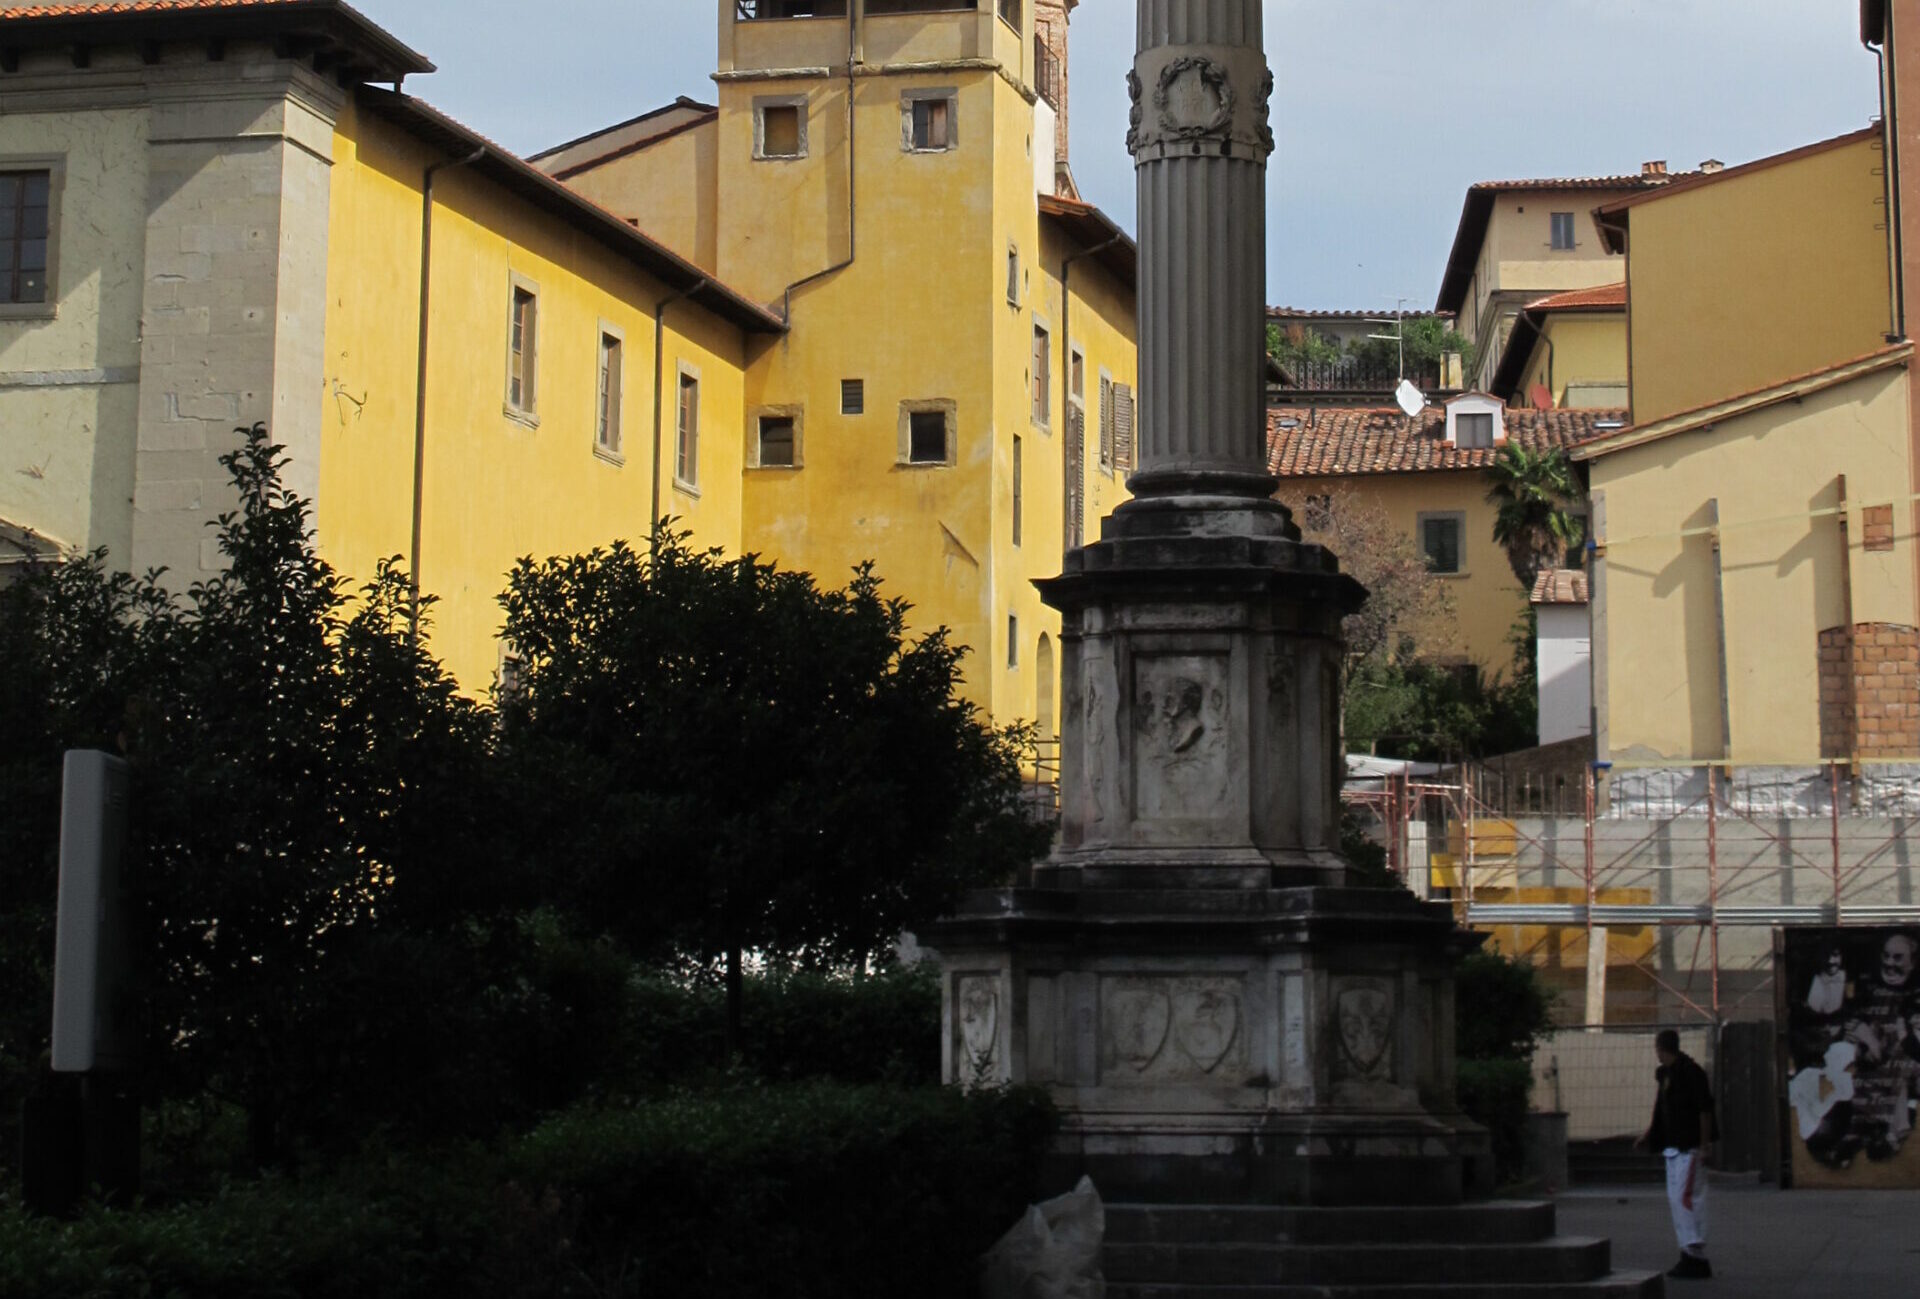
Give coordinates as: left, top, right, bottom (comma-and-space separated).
1488, 283, 1627, 410
1268, 397, 1616, 674
1436, 165, 1704, 394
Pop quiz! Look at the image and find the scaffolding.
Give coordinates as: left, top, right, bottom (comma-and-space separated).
1344, 762, 1920, 1024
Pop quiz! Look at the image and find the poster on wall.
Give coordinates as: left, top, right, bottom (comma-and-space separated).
1781, 927, 1920, 1188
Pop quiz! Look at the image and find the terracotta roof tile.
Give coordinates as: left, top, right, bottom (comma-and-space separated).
1524, 282, 1627, 312
1267, 404, 1622, 478
1530, 569, 1589, 606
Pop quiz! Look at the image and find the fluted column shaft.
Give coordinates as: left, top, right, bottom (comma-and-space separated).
1128, 0, 1273, 496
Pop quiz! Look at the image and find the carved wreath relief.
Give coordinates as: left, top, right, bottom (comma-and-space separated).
1127, 48, 1275, 161
1155, 56, 1235, 139
1133, 655, 1230, 821
1333, 979, 1395, 1082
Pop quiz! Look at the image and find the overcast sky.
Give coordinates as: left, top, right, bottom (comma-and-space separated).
353, 0, 1879, 311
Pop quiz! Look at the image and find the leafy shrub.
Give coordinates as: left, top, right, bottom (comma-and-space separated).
1456, 1057, 1533, 1182
1455, 949, 1557, 1064
0, 1083, 1057, 1299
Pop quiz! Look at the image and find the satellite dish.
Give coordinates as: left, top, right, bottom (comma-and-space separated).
1529, 383, 1556, 411
1394, 380, 1424, 419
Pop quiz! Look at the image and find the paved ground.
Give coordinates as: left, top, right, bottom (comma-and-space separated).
1557, 1182, 1920, 1297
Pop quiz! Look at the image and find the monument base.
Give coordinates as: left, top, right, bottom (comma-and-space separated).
923, 884, 1494, 1207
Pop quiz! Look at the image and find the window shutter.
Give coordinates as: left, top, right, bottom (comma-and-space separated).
1114, 383, 1135, 473
1098, 376, 1114, 467
1066, 405, 1085, 550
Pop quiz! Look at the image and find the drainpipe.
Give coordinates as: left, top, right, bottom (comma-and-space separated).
1060, 233, 1125, 538
778, 0, 860, 323
410, 143, 486, 642
651, 279, 708, 546
1867, 15, 1907, 340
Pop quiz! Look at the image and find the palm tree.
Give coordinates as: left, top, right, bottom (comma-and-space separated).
1486, 445, 1582, 590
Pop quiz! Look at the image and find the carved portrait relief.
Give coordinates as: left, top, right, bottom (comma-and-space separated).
1333, 978, 1395, 1082
1133, 654, 1230, 821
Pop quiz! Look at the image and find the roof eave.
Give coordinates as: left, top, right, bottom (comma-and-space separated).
1435, 188, 1493, 315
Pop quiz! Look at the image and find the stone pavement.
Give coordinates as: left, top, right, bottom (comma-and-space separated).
1556, 1183, 1920, 1297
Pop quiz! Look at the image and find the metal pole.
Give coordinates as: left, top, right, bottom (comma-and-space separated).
1583, 764, 1606, 1030
1831, 762, 1844, 924
1707, 766, 1722, 1020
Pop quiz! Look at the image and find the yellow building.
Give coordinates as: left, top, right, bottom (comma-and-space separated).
532, 0, 1139, 731
1577, 131, 1920, 768
1594, 129, 1895, 427
1436, 165, 1698, 393
1267, 397, 1618, 674
0, 0, 1138, 729
1488, 283, 1627, 410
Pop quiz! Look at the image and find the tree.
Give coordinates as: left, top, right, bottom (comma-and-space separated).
1346, 314, 1472, 376
1486, 444, 1583, 590
496, 534, 1051, 1054
1294, 488, 1454, 688
0, 426, 526, 1166
1266, 321, 1341, 369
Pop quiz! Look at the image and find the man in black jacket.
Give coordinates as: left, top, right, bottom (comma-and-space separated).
1635, 1029, 1715, 1280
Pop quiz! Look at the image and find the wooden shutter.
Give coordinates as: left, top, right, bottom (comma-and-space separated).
1065, 405, 1085, 550
1113, 383, 1135, 473
1098, 376, 1114, 467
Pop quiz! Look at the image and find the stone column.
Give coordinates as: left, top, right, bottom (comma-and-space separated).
1127, 0, 1274, 497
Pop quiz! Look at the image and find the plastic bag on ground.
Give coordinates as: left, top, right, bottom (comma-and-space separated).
980, 1175, 1106, 1299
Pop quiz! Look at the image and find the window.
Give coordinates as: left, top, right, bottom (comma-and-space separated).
1008, 614, 1019, 668
1012, 434, 1023, 547
1550, 212, 1576, 251
998, 0, 1021, 31
758, 414, 796, 467
908, 409, 948, 464
1006, 245, 1020, 304
841, 378, 864, 415
1098, 373, 1115, 469
497, 640, 526, 700
596, 331, 623, 457
903, 89, 958, 153
0, 170, 51, 306
1070, 348, 1084, 405
1455, 411, 1494, 449
755, 98, 807, 160
1032, 323, 1050, 427
507, 281, 538, 416
1419, 513, 1465, 575
676, 369, 699, 488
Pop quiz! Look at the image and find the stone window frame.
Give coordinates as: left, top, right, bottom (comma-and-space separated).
1031, 313, 1051, 431
503, 271, 541, 427
753, 95, 809, 161
750, 402, 804, 470
593, 319, 626, 465
1417, 510, 1467, 577
674, 359, 701, 496
898, 397, 958, 468
901, 87, 960, 154
1097, 364, 1115, 474
0, 154, 64, 321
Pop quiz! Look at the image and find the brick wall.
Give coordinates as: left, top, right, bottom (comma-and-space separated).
1819, 622, 1920, 759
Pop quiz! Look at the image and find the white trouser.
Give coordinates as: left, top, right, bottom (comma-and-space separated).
1663, 1148, 1708, 1258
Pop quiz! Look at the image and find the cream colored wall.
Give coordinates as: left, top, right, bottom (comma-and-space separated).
1592, 366, 1916, 764
1277, 470, 1522, 672
1627, 137, 1891, 425
1488, 192, 1628, 294
560, 118, 718, 274
320, 100, 749, 693
0, 105, 149, 562
1520, 313, 1627, 407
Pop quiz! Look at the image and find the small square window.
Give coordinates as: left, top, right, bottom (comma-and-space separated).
909, 409, 948, 464
841, 378, 864, 415
1455, 411, 1494, 449
1419, 514, 1464, 575
757, 101, 806, 160
1550, 212, 1576, 251
904, 90, 958, 153
913, 98, 951, 151
758, 414, 796, 467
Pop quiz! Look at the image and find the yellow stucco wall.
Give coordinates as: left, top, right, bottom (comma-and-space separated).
1591, 365, 1917, 764
1519, 313, 1627, 408
1276, 470, 1524, 673
0, 105, 149, 563
559, 118, 718, 274
1626, 136, 1891, 425
319, 99, 750, 692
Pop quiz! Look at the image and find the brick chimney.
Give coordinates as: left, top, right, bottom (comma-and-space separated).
1700, 158, 1726, 174
1641, 159, 1669, 178
1035, 0, 1074, 194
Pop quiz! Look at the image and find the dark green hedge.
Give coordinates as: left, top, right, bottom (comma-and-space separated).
0, 1082, 1056, 1299
1457, 1057, 1532, 1181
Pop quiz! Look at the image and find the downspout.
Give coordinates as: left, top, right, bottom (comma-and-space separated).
779, 0, 860, 323
410, 143, 486, 642
650, 279, 709, 546
1868, 16, 1906, 340
1059, 233, 1125, 540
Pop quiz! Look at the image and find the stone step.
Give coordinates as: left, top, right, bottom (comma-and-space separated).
1105, 1237, 1612, 1288
1107, 1201, 1558, 1246
1106, 1271, 1666, 1299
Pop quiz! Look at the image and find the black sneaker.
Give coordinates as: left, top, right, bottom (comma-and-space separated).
1667, 1254, 1713, 1280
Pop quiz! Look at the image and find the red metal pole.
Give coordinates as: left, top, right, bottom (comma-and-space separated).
1707, 767, 1722, 1020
